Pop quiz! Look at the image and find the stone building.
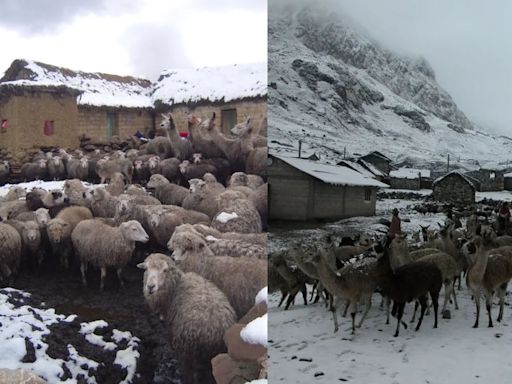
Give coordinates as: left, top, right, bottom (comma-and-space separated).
0, 59, 153, 151
433, 171, 475, 206
388, 168, 430, 190
464, 168, 504, 192
359, 151, 393, 175
0, 59, 266, 152
152, 63, 266, 135
505, 172, 512, 191
268, 154, 389, 221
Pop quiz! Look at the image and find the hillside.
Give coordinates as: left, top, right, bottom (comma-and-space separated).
268, 3, 512, 170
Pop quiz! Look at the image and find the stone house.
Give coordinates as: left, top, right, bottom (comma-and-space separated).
359, 151, 393, 175
268, 154, 389, 221
151, 63, 266, 135
0, 59, 154, 151
464, 168, 504, 192
505, 172, 512, 191
433, 171, 475, 206
388, 167, 430, 190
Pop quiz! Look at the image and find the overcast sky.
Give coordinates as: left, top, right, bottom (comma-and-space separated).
0, 0, 266, 81
331, 0, 512, 136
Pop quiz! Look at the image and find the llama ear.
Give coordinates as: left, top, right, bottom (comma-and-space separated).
136, 262, 146, 270
161, 113, 167, 119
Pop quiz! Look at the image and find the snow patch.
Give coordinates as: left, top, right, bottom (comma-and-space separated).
255, 287, 268, 305
240, 314, 267, 348
216, 212, 239, 223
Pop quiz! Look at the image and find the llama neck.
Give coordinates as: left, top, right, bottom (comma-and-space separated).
317, 249, 348, 290
468, 246, 489, 286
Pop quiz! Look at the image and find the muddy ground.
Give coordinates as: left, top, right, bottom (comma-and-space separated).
9, 248, 189, 384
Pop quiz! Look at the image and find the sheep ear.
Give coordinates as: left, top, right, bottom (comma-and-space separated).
161, 113, 167, 119
137, 262, 146, 270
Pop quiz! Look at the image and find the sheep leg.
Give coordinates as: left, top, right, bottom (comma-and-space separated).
350, 299, 357, 335
473, 289, 481, 328
385, 297, 391, 325
411, 300, 419, 323
394, 303, 405, 337
116, 268, 125, 288
451, 280, 459, 310
441, 281, 451, 312
277, 291, 287, 307
357, 294, 372, 328
331, 297, 339, 333
100, 266, 107, 292
80, 262, 88, 286
485, 291, 494, 328
431, 291, 439, 329
342, 299, 350, 317
415, 295, 428, 331
497, 283, 507, 322
310, 281, 317, 302
301, 283, 307, 306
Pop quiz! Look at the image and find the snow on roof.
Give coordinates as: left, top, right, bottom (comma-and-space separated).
337, 160, 377, 179
390, 167, 431, 179
362, 151, 392, 162
274, 155, 389, 188
0, 59, 152, 108
505, 172, 512, 178
357, 159, 385, 177
433, 171, 476, 189
152, 62, 266, 106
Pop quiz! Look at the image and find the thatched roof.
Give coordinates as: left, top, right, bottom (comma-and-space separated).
151, 63, 267, 108
0, 59, 152, 108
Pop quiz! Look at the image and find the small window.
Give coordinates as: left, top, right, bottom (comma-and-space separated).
0, 119, 7, 133
221, 108, 237, 133
490, 172, 496, 180
364, 189, 372, 201
43, 120, 54, 136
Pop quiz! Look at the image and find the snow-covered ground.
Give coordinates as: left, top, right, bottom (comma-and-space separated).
0, 288, 140, 383
268, 286, 512, 384
0, 180, 104, 197
268, 192, 512, 383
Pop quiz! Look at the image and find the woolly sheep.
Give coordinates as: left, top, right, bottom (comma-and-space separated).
47, 206, 93, 269
147, 174, 188, 206
1, 186, 26, 202
181, 179, 220, 220
106, 172, 126, 196
47, 155, 66, 180
137, 253, 236, 381
67, 156, 89, 181
63, 179, 89, 207
0, 222, 22, 283
21, 159, 47, 181
212, 191, 262, 233
147, 208, 210, 248
4, 219, 41, 270
84, 187, 118, 218
179, 160, 217, 181
168, 229, 267, 318
0, 200, 28, 221
72, 219, 148, 290
96, 157, 133, 184
0, 161, 9, 185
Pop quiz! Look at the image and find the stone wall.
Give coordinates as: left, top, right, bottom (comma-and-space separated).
433, 174, 475, 206
465, 169, 504, 192
77, 107, 153, 142
389, 177, 421, 190
158, 98, 267, 135
0, 92, 79, 150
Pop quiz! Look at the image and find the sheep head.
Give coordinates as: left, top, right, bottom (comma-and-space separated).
34, 208, 50, 226
138, 253, 179, 297
47, 219, 69, 243
120, 220, 149, 243
167, 229, 209, 261
192, 153, 202, 164
179, 160, 190, 174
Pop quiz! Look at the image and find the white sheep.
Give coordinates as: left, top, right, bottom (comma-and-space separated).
71, 219, 149, 291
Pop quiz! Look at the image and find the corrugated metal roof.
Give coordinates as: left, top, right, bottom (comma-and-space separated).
273, 155, 389, 188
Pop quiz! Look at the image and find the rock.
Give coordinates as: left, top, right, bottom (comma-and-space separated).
224, 324, 266, 362
0, 369, 47, 384
211, 354, 261, 384
239, 302, 267, 325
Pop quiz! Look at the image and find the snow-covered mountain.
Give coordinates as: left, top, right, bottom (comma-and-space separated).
268, 3, 512, 169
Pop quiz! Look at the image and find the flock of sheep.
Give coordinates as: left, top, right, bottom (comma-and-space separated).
0, 112, 268, 383
270, 210, 512, 337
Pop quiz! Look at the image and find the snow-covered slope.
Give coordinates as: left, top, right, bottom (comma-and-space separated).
268, 3, 512, 168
